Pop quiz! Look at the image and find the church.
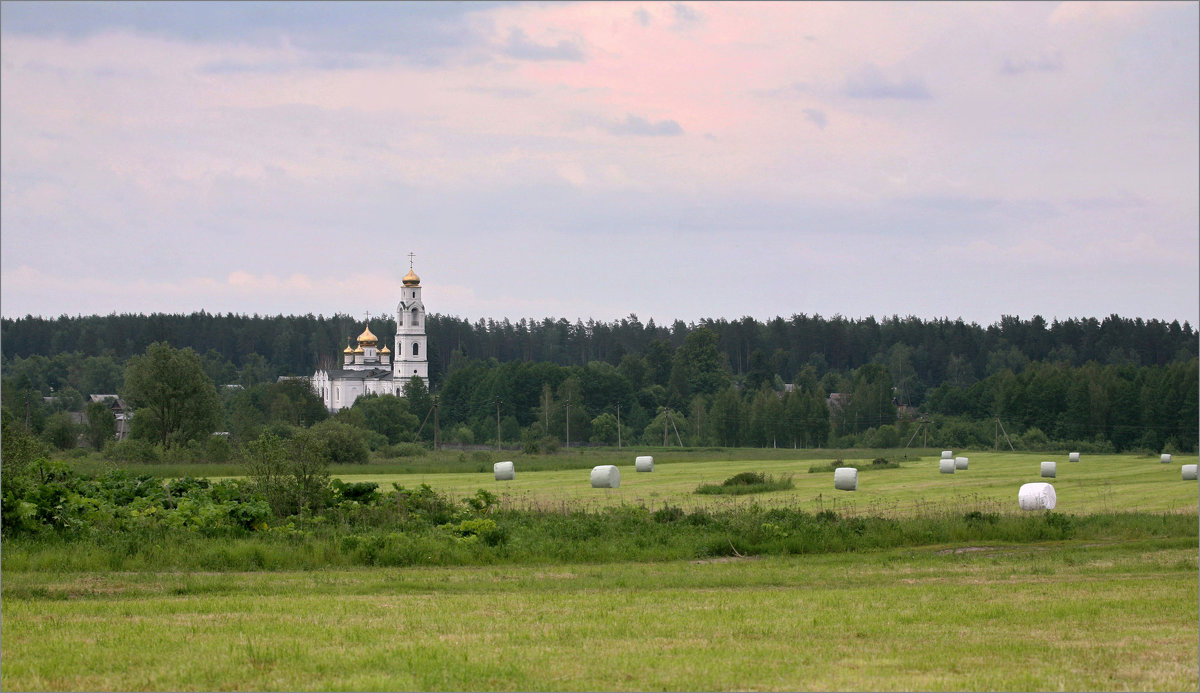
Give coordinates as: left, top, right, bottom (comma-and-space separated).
311, 263, 430, 411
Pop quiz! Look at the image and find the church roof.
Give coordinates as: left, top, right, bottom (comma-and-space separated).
402, 268, 420, 286
318, 368, 393, 381
357, 324, 378, 345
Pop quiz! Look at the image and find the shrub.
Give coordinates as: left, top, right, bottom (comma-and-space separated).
204, 435, 233, 463
102, 438, 161, 464
696, 472, 794, 495
308, 420, 369, 465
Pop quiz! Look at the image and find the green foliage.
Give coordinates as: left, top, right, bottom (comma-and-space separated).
695, 472, 795, 495
308, 419, 370, 464
101, 438, 161, 464
241, 432, 331, 516
85, 400, 117, 449
350, 394, 419, 444
124, 342, 221, 449
40, 411, 80, 450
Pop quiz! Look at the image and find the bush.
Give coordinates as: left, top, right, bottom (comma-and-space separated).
696, 472, 794, 495
204, 435, 233, 463
102, 438, 161, 464
308, 420, 369, 465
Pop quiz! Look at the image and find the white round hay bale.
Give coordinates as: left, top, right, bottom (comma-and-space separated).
1160, 453, 1172, 464
1068, 452, 1080, 463
1040, 461, 1056, 478
941, 450, 953, 459
590, 465, 620, 488
834, 467, 858, 491
955, 456, 968, 470
1182, 465, 1198, 481
493, 461, 514, 481
634, 455, 654, 472
939, 459, 956, 474
1018, 482, 1057, 511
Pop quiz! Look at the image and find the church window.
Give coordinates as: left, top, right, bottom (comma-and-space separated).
413, 342, 419, 356
411, 308, 419, 326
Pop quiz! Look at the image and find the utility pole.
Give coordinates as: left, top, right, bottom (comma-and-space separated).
663, 408, 669, 446
433, 397, 439, 450
495, 399, 502, 451
616, 404, 621, 449
564, 399, 570, 450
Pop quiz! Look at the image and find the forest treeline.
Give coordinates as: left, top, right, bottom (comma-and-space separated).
3, 311, 1195, 393
2, 312, 1197, 454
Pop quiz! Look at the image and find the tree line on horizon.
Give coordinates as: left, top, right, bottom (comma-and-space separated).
3, 311, 1195, 390
2, 312, 1197, 455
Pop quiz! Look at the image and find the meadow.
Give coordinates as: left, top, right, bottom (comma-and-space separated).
331, 450, 1200, 516
3, 447, 1197, 691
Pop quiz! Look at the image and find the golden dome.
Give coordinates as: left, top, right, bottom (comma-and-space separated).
357, 324, 378, 346
379, 345, 391, 354
353, 345, 364, 354
402, 268, 420, 286
343, 345, 354, 354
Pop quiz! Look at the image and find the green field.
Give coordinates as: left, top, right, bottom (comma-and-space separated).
3, 449, 1197, 691
332, 451, 1200, 515
3, 541, 1196, 691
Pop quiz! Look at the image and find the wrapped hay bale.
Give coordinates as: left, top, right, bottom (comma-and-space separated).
635, 455, 654, 472
1182, 465, 1198, 481
939, 459, 956, 474
494, 461, 515, 481
1018, 482, 1057, 511
590, 465, 620, 488
941, 450, 953, 459
1161, 453, 1173, 464
834, 467, 858, 491
1040, 461, 1056, 478
1068, 452, 1080, 462
955, 456, 968, 470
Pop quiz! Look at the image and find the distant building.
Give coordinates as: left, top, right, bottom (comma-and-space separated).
87, 394, 131, 440
311, 263, 429, 412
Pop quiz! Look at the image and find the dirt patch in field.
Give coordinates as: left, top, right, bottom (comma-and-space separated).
689, 556, 764, 565
935, 546, 997, 555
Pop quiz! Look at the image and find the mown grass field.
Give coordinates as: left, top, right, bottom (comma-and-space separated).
335, 451, 1200, 516
4, 448, 1197, 691
3, 540, 1196, 691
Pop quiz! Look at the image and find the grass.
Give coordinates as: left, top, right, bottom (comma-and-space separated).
10, 447, 1198, 690
319, 451, 1200, 516
2, 539, 1196, 691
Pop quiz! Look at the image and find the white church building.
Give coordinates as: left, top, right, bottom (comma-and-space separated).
311, 265, 430, 411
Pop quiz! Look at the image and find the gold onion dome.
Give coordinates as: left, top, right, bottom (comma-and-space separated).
379, 345, 391, 354
402, 268, 420, 286
343, 345, 354, 354
357, 324, 378, 346
353, 345, 364, 354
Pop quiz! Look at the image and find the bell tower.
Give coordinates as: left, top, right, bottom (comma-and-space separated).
394, 253, 429, 391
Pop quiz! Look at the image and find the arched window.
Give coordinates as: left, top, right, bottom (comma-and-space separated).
411, 308, 419, 327
412, 342, 420, 356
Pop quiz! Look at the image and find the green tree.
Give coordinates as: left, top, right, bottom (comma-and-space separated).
402, 376, 434, 437
123, 342, 221, 448
589, 412, 618, 444
85, 400, 116, 449
669, 328, 730, 405
41, 411, 80, 450
308, 419, 370, 464
351, 394, 419, 444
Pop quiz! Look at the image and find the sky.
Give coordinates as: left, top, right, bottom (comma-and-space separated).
2, 1, 1197, 327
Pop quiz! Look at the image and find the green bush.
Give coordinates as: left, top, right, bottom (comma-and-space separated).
204, 435, 233, 463
102, 438, 161, 464
696, 472, 794, 495
308, 420, 369, 465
